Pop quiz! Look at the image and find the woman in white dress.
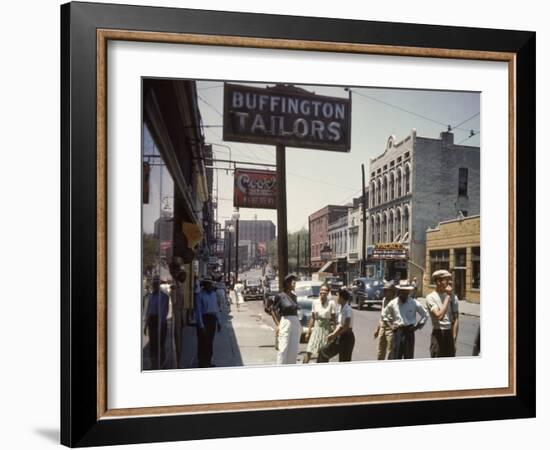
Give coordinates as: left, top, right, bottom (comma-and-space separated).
303, 284, 336, 363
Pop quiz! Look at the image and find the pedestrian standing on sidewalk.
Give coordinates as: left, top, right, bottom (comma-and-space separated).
373, 281, 397, 360
425, 270, 459, 357
171, 269, 187, 369
317, 288, 355, 363
144, 275, 170, 370
381, 280, 428, 359
303, 283, 336, 363
194, 276, 222, 368
410, 277, 418, 299
271, 274, 301, 365
233, 279, 245, 310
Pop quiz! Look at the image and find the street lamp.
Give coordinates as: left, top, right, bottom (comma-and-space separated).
231, 208, 240, 281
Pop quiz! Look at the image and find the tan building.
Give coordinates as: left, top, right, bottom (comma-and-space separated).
424, 214, 480, 303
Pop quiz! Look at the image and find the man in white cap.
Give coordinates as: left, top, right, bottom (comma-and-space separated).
381, 280, 428, 359
425, 270, 459, 357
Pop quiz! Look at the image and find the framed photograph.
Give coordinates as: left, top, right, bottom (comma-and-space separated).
61, 1, 535, 447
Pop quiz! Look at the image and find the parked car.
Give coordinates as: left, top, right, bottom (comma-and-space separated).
263, 279, 280, 313
243, 279, 263, 301
350, 277, 384, 309
325, 276, 344, 293
295, 280, 323, 342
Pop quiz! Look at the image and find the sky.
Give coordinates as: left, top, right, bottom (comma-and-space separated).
145, 79, 480, 235
198, 80, 480, 233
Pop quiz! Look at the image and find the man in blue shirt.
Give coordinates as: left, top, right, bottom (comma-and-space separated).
144, 275, 170, 370
194, 276, 222, 368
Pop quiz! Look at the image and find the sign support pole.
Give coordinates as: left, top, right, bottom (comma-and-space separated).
361, 163, 367, 277
276, 144, 289, 289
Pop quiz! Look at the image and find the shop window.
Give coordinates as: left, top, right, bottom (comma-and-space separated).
455, 248, 467, 267
430, 249, 450, 275
472, 246, 480, 289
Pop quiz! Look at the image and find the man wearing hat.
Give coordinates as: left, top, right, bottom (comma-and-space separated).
373, 281, 397, 360
144, 275, 170, 370
425, 270, 460, 357
381, 280, 428, 359
194, 276, 222, 368
271, 274, 301, 364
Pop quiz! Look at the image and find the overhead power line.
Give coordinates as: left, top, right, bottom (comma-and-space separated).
350, 89, 479, 133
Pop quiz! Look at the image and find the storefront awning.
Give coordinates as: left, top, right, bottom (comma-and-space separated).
318, 260, 333, 273
182, 222, 203, 248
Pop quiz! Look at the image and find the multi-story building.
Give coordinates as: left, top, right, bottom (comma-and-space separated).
366, 130, 480, 287
309, 205, 349, 270
328, 213, 349, 280
424, 214, 480, 303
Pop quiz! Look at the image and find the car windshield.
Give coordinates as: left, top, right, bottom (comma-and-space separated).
359, 279, 381, 286
246, 281, 260, 287
295, 285, 321, 298
297, 299, 313, 312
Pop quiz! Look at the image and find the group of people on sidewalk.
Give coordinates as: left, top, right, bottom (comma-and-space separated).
144, 267, 467, 370
267, 274, 356, 365
266, 268, 462, 365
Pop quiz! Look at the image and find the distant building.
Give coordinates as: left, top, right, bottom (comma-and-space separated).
309, 205, 349, 271
366, 130, 480, 285
424, 214, 480, 303
224, 219, 275, 267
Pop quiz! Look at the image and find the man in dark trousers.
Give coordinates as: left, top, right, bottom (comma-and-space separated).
144, 275, 170, 370
194, 276, 222, 368
381, 280, 428, 359
317, 288, 355, 363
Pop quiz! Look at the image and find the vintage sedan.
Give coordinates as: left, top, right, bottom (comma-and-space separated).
243, 279, 264, 301
350, 277, 384, 309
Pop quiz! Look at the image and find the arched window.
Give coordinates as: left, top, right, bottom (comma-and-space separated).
371, 181, 376, 207
389, 171, 395, 201
382, 176, 388, 203
403, 205, 410, 235
376, 214, 381, 243
382, 213, 387, 243
404, 163, 411, 194
371, 217, 375, 244
389, 209, 394, 242
377, 178, 382, 205
396, 168, 402, 197
396, 208, 402, 239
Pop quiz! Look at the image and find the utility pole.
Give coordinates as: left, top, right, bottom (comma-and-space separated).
297, 233, 300, 276
276, 144, 289, 288
361, 164, 367, 277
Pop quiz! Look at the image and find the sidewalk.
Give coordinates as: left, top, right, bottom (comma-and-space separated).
417, 297, 480, 317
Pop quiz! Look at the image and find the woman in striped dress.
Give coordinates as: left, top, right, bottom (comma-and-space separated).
303, 284, 336, 363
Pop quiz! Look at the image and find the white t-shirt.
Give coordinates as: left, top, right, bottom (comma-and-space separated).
337, 302, 353, 329
425, 291, 459, 330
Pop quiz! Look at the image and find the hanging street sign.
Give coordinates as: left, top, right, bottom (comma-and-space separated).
233, 168, 277, 209
223, 83, 351, 152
